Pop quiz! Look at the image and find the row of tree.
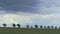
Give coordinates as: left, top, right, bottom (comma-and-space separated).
3, 23, 20, 28
34, 25, 58, 29
27, 25, 59, 29
2, 24, 60, 29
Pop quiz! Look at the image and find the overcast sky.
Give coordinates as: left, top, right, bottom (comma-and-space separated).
0, 0, 60, 27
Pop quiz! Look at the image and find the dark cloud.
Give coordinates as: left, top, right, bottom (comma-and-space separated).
0, 0, 40, 13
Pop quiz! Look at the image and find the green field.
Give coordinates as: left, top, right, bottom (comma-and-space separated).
0, 28, 60, 34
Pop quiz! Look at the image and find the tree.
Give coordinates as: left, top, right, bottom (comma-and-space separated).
51, 26, 54, 29
17, 24, 21, 28
44, 26, 46, 29
47, 26, 50, 29
55, 26, 57, 29
59, 27, 60, 29
40, 25, 43, 28
35, 25, 38, 28
3, 23, 6, 27
26, 25, 29, 28
12, 24, 16, 28
31, 26, 33, 28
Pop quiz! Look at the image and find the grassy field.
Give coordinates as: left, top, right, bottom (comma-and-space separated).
0, 28, 60, 34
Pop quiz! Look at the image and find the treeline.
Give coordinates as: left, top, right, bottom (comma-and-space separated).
2, 23, 60, 29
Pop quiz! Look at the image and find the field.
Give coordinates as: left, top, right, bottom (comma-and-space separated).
0, 28, 60, 34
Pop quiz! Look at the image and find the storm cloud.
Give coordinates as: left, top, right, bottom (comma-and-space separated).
0, 0, 40, 13
0, 0, 60, 14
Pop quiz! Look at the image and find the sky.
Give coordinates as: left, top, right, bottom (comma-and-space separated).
0, 0, 60, 27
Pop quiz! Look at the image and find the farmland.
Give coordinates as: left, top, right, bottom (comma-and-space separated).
0, 28, 60, 34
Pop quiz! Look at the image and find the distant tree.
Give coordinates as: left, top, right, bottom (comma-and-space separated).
51, 26, 54, 29
47, 26, 50, 29
55, 26, 57, 29
3, 23, 6, 27
12, 24, 16, 28
40, 25, 43, 28
59, 27, 60, 29
44, 26, 46, 29
31, 26, 33, 28
26, 25, 29, 28
17, 24, 21, 28
35, 25, 38, 28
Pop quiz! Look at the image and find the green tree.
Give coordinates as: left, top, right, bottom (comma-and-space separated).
12, 24, 16, 28
40, 25, 43, 28
55, 26, 57, 29
47, 26, 50, 29
3, 23, 6, 27
59, 27, 60, 29
51, 26, 54, 29
44, 26, 46, 29
26, 25, 29, 28
17, 24, 21, 28
35, 25, 38, 28
31, 26, 33, 28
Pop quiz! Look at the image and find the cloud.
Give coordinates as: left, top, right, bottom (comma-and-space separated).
40, 0, 60, 7
40, 7, 60, 14
0, 14, 32, 24
37, 0, 60, 14
0, 0, 60, 14
29, 14, 60, 26
0, 0, 40, 13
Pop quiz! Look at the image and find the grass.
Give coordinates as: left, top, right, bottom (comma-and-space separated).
0, 28, 60, 34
